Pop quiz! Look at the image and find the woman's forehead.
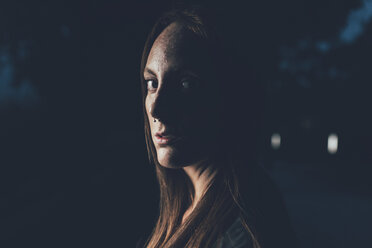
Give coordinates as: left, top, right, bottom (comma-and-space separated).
146, 23, 212, 75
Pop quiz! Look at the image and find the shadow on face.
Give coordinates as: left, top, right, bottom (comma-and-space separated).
144, 22, 223, 169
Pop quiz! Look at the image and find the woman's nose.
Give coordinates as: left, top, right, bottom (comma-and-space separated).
149, 90, 175, 123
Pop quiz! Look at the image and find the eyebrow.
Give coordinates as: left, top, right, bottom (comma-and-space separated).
144, 67, 156, 76
144, 67, 201, 79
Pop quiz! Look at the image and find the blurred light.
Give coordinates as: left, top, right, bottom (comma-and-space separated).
271, 133, 281, 150
328, 134, 338, 154
339, 0, 372, 44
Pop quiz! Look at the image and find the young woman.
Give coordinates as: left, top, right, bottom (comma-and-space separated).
139, 6, 297, 248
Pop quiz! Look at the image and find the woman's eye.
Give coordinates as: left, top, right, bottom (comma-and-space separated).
146, 80, 158, 91
182, 81, 191, 89
181, 78, 199, 91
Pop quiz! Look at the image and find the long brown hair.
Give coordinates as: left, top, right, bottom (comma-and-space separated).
139, 5, 262, 248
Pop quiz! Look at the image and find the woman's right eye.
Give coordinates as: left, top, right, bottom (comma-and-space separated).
146, 80, 158, 91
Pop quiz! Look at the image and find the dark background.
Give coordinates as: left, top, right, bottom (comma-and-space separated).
1, 0, 371, 247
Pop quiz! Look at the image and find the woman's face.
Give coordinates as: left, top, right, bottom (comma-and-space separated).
144, 22, 222, 169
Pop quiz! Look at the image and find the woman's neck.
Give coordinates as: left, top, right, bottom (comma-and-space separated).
182, 159, 218, 222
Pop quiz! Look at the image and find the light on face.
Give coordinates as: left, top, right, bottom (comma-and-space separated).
327, 133, 338, 154
271, 133, 281, 150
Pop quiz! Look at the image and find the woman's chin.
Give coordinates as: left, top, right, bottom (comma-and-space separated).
157, 155, 183, 169
155, 147, 177, 167
155, 144, 209, 169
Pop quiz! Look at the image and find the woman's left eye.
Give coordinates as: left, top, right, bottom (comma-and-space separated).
182, 81, 191, 89
181, 78, 199, 91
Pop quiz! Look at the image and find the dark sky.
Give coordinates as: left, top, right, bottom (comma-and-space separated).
0, 0, 371, 247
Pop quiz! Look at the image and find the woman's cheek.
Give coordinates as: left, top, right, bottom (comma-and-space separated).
145, 97, 152, 120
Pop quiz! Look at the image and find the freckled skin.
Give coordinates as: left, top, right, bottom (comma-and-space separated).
144, 22, 222, 169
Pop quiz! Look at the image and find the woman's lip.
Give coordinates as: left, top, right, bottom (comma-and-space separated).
154, 135, 181, 145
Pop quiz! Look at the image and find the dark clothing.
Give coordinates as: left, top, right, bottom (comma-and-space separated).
214, 217, 253, 248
